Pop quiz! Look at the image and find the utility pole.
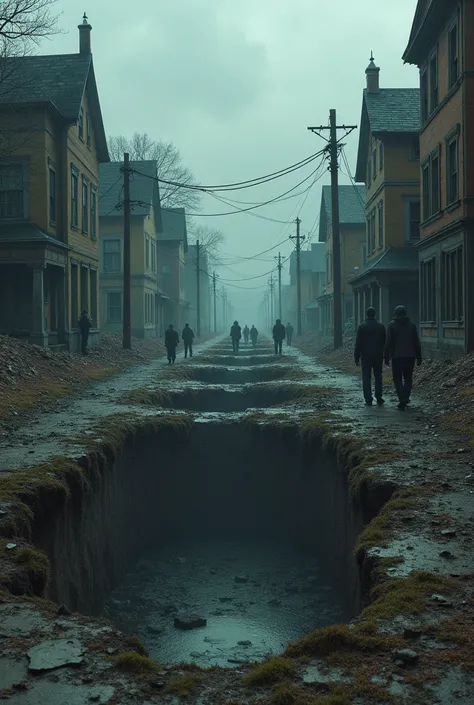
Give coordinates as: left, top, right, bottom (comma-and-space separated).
290, 217, 305, 336
275, 252, 283, 320
122, 152, 131, 350
212, 272, 218, 332
308, 110, 357, 350
268, 273, 276, 324
196, 239, 201, 338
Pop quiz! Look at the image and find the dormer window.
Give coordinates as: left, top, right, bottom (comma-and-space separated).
78, 107, 84, 140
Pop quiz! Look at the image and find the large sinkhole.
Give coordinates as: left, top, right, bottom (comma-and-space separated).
33, 419, 363, 669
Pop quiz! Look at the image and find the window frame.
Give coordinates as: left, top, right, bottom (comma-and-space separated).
81, 176, 89, 233
71, 165, 79, 229
420, 66, 428, 123
430, 148, 441, 216
429, 48, 438, 114
90, 185, 97, 239
86, 113, 92, 147
377, 200, 384, 248
103, 238, 122, 273
448, 20, 459, 89
446, 132, 459, 205
78, 107, 84, 141
422, 160, 430, 221
0, 162, 25, 220
420, 256, 437, 324
441, 246, 464, 323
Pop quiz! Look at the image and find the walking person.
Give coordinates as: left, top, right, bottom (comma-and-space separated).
230, 320, 242, 353
243, 325, 250, 345
165, 324, 179, 364
250, 325, 258, 349
78, 309, 92, 356
384, 305, 422, 410
182, 323, 195, 359
354, 307, 386, 406
286, 322, 294, 346
272, 318, 286, 355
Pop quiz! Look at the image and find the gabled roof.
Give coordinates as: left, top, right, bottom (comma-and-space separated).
355, 88, 420, 181
403, 0, 453, 65
99, 160, 162, 230
159, 207, 188, 252
0, 53, 109, 161
0, 223, 71, 248
350, 247, 419, 284
318, 185, 366, 242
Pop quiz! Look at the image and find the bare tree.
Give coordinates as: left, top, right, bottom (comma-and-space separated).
0, 0, 60, 48
188, 223, 225, 268
108, 132, 201, 212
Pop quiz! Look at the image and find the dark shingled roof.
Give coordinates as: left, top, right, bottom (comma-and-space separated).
322, 185, 366, 225
99, 161, 161, 222
159, 208, 188, 251
350, 247, 419, 284
356, 87, 420, 181
0, 223, 71, 248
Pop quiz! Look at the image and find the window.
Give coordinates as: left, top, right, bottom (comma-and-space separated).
377, 200, 384, 247
78, 107, 84, 140
367, 209, 376, 254
410, 138, 420, 160
0, 164, 24, 218
71, 263, 78, 325
429, 51, 438, 113
107, 292, 122, 322
90, 269, 97, 327
48, 168, 56, 223
422, 162, 430, 220
447, 136, 459, 204
86, 113, 92, 146
90, 186, 97, 239
421, 68, 428, 123
151, 240, 156, 272
420, 258, 436, 322
408, 201, 421, 241
372, 149, 377, 179
379, 143, 384, 170
145, 236, 150, 270
442, 246, 463, 322
431, 152, 440, 214
103, 239, 121, 272
449, 22, 459, 88
71, 167, 78, 228
82, 177, 88, 232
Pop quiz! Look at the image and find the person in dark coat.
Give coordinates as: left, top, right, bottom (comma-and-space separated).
243, 325, 250, 345
250, 325, 258, 348
384, 305, 422, 410
286, 323, 294, 346
78, 309, 92, 355
230, 321, 242, 353
181, 323, 195, 358
354, 307, 386, 406
272, 318, 286, 355
165, 324, 179, 364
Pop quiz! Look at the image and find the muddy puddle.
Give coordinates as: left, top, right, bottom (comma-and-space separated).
104, 538, 346, 667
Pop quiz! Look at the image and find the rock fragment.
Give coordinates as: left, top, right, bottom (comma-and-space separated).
173, 614, 207, 630
27, 638, 85, 671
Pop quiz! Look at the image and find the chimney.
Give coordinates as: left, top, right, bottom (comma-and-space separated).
78, 13, 92, 55
366, 52, 380, 93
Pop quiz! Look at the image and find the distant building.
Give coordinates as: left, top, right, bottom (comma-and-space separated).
404, 1, 473, 358
317, 185, 366, 333
350, 57, 421, 328
158, 208, 189, 331
99, 160, 162, 339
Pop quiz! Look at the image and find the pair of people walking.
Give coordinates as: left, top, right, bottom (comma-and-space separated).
164, 323, 195, 364
354, 305, 422, 410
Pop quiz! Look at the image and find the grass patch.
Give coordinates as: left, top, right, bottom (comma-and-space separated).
364, 570, 459, 620
442, 412, 474, 445
112, 651, 160, 674
165, 674, 203, 697
0, 378, 73, 420
243, 657, 296, 686
285, 620, 400, 658
13, 547, 50, 593
84, 366, 119, 381
270, 682, 317, 704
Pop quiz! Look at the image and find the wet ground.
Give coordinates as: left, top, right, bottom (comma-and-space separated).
105, 538, 345, 667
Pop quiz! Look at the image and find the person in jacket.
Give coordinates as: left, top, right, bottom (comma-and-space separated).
272, 318, 286, 355
384, 305, 422, 410
354, 307, 386, 406
165, 324, 179, 364
250, 325, 258, 348
230, 321, 242, 353
78, 309, 92, 355
181, 323, 195, 359
286, 323, 294, 346
243, 325, 250, 345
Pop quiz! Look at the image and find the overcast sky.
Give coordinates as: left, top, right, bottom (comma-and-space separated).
49, 0, 419, 320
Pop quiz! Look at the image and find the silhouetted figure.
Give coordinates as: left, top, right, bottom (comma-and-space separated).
165, 324, 179, 364
354, 307, 386, 406
250, 325, 258, 348
384, 305, 422, 410
272, 318, 286, 355
78, 309, 92, 355
182, 323, 195, 358
230, 320, 242, 353
286, 323, 294, 346
243, 325, 250, 345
